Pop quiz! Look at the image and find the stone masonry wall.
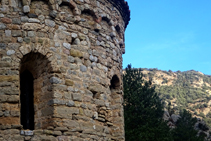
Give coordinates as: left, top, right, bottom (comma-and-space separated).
0, 0, 130, 140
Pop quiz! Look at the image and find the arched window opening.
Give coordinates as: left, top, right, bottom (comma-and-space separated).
81, 9, 97, 20
59, 2, 74, 20
20, 52, 53, 129
20, 70, 34, 130
60, 3, 74, 12
100, 17, 111, 33
110, 75, 120, 90
115, 25, 121, 33
102, 17, 111, 25
115, 25, 123, 39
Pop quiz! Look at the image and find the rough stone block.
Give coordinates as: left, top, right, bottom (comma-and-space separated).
65, 80, 74, 86
17, 37, 23, 42
49, 10, 57, 18
1, 17, 12, 24
6, 50, 15, 56
63, 43, 71, 50
80, 65, 87, 72
11, 30, 22, 37
0, 95, 8, 102
28, 14, 38, 18
66, 100, 75, 107
7, 95, 19, 102
28, 18, 40, 23
0, 23, 6, 29
53, 131, 62, 136
0, 62, 11, 67
12, 18, 21, 24
45, 19, 55, 27
63, 120, 80, 131
50, 77, 62, 84
0, 75, 18, 82
54, 127, 68, 131
0, 117, 19, 125
71, 33, 78, 38
12, 135, 25, 141
57, 136, 69, 141
23, 5, 30, 13
48, 99, 65, 106
88, 83, 103, 93
0, 43, 6, 49
5, 30, 11, 36
55, 107, 79, 118
72, 93, 82, 101
21, 16, 29, 22
67, 56, 75, 63
0, 14, 4, 17
25, 130, 34, 136
70, 49, 83, 57
43, 129, 54, 135
41, 107, 54, 116
28, 31, 35, 37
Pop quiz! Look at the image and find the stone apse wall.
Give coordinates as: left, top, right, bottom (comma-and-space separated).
0, 0, 130, 140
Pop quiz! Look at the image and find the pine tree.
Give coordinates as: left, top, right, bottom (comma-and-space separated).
172, 109, 205, 141
123, 64, 171, 141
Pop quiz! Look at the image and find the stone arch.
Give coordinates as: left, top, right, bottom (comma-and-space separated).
19, 52, 54, 129
80, 8, 99, 30
81, 8, 98, 20
102, 16, 111, 25
20, 52, 52, 77
59, 0, 80, 15
12, 44, 56, 74
59, 1, 74, 11
100, 15, 112, 32
59, 1, 75, 22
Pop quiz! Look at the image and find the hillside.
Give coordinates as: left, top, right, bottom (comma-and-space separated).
139, 68, 211, 127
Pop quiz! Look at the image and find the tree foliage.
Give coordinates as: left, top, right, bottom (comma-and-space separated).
123, 65, 207, 141
140, 68, 211, 126
123, 64, 171, 141
171, 109, 205, 141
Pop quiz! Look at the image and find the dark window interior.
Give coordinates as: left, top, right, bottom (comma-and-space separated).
20, 70, 34, 130
110, 75, 120, 90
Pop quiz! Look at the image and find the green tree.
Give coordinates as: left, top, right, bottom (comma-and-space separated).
123, 64, 171, 141
172, 109, 205, 141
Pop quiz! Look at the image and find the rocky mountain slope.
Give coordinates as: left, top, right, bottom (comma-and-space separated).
139, 68, 211, 127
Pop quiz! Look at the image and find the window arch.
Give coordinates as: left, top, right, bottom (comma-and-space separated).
20, 52, 53, 129
110, 75, 120, 90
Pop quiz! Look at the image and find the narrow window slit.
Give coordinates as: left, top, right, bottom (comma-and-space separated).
20, 70, 34, 130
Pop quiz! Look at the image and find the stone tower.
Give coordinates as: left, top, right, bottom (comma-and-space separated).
0, 0, 130, 140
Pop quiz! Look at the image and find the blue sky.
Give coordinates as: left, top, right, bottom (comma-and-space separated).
123, 0, 211, 75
